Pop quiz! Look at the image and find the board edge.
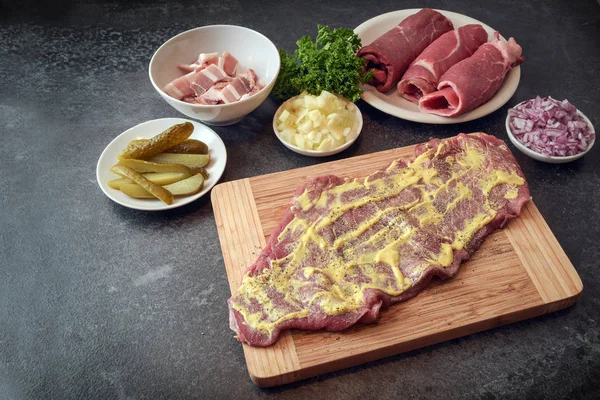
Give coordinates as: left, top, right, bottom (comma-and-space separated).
213, 179, 302, 387
256, 295, 579, 387
505, 202, 583, 303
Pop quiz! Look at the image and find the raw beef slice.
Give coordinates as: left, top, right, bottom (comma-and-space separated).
228, 133, 531, 347
398, 24, 488, 103
357, 8, 454, 93
419, 32, 524, 117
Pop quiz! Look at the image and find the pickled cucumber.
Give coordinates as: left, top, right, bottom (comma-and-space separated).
163, 173, 204, 195
110, 165, 174, 204
107, 171, 190, 189
165, 139, 209, 154
120, 174, 204, 198
117, 122, 194, 160
117, 159, 191, 174
119, 184, 155, 199
127, 139, 147, 148
148, 153, 210, 169
192, 167, 209, 180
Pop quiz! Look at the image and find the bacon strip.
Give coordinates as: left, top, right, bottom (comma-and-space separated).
163, 70, 197, 99
163, 51, 263, 103
220, 76, 253, 103
198, 81, 228, 105
221, 51, 239, 77
189, 64, 228, 97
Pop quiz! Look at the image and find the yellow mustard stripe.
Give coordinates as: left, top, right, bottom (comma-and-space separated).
231, 137, 527, 335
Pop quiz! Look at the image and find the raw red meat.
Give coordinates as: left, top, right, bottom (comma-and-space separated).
178, 52, 219, 73
163, 51, 264, 104
228, 133, 531, 347
163, 64, 227, 100
220, 76, 253, 103
397, 24, 488, 103
220, 51, 240, 77
419, 32, 524, 117
357, 8, 454, 93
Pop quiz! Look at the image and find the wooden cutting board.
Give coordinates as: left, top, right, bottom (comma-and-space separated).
211, 144, 582, 387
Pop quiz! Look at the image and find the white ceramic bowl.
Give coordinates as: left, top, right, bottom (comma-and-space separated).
505, 101, 595, 163
272, 97, 363, 157
96, 118, 227, 211
149, 25, 280, 126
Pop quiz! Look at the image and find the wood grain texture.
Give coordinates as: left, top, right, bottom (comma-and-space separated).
212, 180, 301, 385
504, 202, 583, 305
212, 146, 583, 387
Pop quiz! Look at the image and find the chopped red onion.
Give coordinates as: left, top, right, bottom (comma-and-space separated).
508, 96, 595, 157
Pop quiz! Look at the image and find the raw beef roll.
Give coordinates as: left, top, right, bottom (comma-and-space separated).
419, 32, 524, 117
397, 24, 488, 103
357, 8, 454, 93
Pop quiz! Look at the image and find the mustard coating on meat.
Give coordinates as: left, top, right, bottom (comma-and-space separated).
231, 138, 526, 337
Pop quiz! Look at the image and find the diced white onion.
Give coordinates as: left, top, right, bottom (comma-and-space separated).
276, 91, 356, 151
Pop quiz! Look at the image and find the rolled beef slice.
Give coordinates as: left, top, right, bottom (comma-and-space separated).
357, 8, 454, 93
419, 32, 524, 117
397, 24, 488, 103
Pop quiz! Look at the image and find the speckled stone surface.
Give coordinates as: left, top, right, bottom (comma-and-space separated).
1, 0, 599, 399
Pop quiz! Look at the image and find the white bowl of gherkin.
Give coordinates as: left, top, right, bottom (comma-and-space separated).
96, 118, 227, 211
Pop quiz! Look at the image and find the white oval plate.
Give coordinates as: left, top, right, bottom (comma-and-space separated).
96, 118, 227, 211
354, 9, 521, 124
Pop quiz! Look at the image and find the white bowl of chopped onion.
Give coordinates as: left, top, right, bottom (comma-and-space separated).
506, 96, 595, 163
273, 91, 363, 157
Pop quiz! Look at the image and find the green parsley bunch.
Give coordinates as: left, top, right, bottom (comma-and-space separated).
273, 25, 373, 102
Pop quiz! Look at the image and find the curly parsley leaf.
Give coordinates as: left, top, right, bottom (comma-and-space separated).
272, 25, 372, 102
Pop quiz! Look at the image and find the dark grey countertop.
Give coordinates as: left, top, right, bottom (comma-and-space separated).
1, 0, 599, 398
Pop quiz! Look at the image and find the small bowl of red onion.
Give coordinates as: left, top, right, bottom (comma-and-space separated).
506, 96, 595, 163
